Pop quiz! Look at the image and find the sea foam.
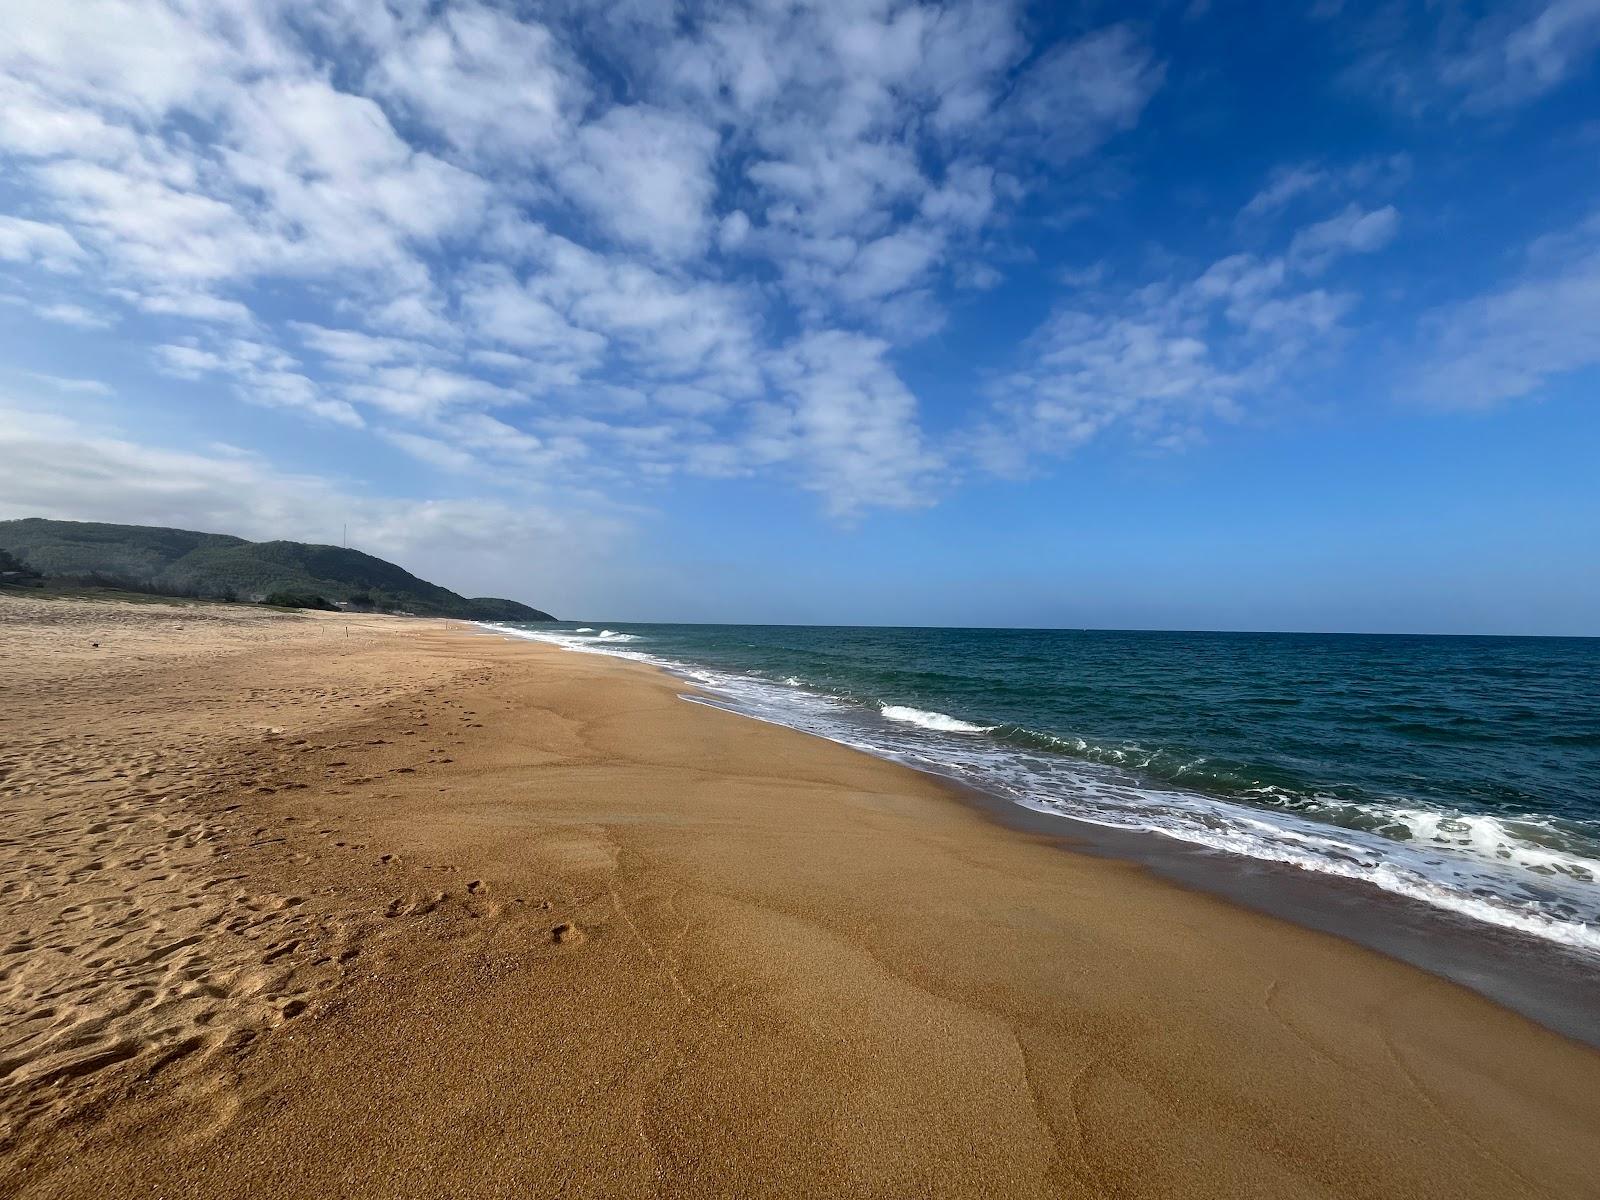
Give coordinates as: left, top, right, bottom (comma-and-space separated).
880, 705, 995, 734
477, 620, 1600, 959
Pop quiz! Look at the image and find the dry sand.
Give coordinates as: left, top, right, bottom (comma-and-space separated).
1, 593, 1596, 1198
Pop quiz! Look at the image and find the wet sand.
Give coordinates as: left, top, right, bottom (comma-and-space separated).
2, 593, 1597, 1198
939, 778, 1600, 1050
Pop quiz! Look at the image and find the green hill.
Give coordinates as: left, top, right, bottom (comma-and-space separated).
0, 518, 555, 621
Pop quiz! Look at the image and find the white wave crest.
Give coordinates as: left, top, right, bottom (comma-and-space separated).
880, 704, 994, 734
475, 623, 646, 659
575, 626, 595, 633
1378, 807, 1597, 882
474, 619, 1600, 958
1050, 799, 1600, 957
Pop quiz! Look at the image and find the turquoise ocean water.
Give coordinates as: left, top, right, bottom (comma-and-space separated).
485, 622, 1600, 957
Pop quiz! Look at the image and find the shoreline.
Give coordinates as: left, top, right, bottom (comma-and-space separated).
486, 625, 1600, 1050
6, 595, 1598, 1198
954, 779, 1600, 1048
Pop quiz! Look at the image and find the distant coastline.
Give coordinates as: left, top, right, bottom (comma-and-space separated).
0, 517, 555, 620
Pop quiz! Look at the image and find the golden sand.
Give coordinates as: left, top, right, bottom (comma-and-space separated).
1, 594, 1596, 1198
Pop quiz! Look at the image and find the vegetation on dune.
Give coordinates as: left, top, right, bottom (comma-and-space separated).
0, 548, 47, 595
261, 590, 339, 611
0, 547, 41, 581
0, 518, 555, 620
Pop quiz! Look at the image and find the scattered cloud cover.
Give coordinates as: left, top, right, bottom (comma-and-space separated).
0, 0, 1597, 625
981, 199, 1399, 471
1330, 0, 1600, 112
0, 400, 627, 614
0, 0, 1172, 520
1413, 213, 1600, 408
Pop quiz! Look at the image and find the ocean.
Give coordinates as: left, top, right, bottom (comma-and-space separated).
483, 622, 1600, 960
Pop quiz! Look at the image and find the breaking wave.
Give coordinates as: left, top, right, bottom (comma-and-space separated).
477, 621, 1600, 957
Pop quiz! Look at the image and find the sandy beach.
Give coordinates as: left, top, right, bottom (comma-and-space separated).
1, 593, 1596, 1199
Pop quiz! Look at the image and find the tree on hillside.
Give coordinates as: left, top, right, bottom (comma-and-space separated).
0, 547, 41, 580
262, 590, 338, 611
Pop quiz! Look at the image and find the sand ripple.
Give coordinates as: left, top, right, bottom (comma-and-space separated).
0, 596, 471, 1146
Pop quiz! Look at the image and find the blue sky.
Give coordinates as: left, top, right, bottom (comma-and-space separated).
1, 0, 1597, 633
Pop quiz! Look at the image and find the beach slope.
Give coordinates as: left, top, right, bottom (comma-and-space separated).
1, 595, 1595, 1198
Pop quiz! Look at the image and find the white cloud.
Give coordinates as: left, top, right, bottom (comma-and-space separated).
290, 322, 434, 370
19, 371, 114, 398
2, 6, 485, 306
982, 200, 1392, 471
222, 75, 490, 254
653, 4, 1158, 323
153, 336, 361, 427
654, 384, 730, 416
0, 400, 623, 614
982, 307, 1240, 474
760, 331, 942, 517
343, 364, 513, 420
1336, 0, 1600, 112
0, 75, 140, 160
0, 215, 85, 271
36, 300, 115, 329
557, 106, 719, 261
749, 140, 923, 241
1008, 25, 1164, 161
363, 4, 581, 161
718, 210, 751, 252
839, 229, 946, 303
920, 163, 997, 230
960, 262, 1005, 291
507, 232, 762, 391
153, 343, 227, 378
34, 159, 263, 282
1412, 218, 1600, 408
1288, 204, 1399, 272
1240, 166, 1329, 220
121, 286, 255, 324
0, 0, 1171, 522
1440, 0, 1600, 110
458, 263, 607, 371
1239, 156, 1411, 225
0, 1, 251, 120
365, 293, 456, 341
378, 428, 478, 473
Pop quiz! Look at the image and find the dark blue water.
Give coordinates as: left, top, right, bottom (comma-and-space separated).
489, 622, 1600, 955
